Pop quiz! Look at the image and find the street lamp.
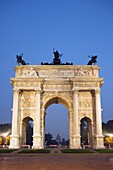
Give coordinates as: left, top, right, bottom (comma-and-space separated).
107, 134, 113, 149
2, 132, 10, 146
2, 132, 9, 138
108, 134, 113, 137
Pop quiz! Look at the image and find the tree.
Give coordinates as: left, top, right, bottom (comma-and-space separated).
102, 120, 113, 135
45, 133, 53, 145
0, 123, 12, 134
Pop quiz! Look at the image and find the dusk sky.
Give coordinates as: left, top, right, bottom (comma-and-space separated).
0, 0, 113, 139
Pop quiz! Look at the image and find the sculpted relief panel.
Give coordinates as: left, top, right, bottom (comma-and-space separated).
75, 68, 96, 77
78, 91, 93, 121
21, 91, 36, 108
78, 91, 93, 109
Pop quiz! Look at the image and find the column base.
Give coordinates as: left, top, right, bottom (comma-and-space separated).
95, 135, 105, 149
9, 135, 20, 149
32, 135, 44, 149
70, 135, 81, 149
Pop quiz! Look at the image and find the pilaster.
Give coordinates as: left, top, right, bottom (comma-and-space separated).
32, 89, 43, 149
71, 89, 81, 149
9, 88, 20, 149
94, 89, 104, 149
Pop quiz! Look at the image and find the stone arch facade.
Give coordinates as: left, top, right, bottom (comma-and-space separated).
9, 65, 104, 149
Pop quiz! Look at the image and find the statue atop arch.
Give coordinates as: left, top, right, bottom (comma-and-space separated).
53, 48, 62, 65
41, 48, 73, 65
87, 55, 97, 65
16, 53, 28, 65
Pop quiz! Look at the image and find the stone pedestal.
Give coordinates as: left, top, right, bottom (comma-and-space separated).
9, 135, 20, 149
32, 135, 43, 149
95, 135, 105, 149
71, 135, 81, 149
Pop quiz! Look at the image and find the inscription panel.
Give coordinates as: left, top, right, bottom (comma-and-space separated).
15, 66, 99, 78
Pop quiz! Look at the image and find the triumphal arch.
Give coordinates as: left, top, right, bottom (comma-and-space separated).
9, 53, 104, 149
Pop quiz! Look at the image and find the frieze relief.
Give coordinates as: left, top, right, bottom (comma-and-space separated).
21, 110, 35, 119
43, 84, 71, 91
73, 82, 99, 87
42, 91, 73, 105
14, 82, 41, 88
78, 111, 92, 120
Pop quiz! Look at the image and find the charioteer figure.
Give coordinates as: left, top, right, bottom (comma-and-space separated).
53, 48, 62, 65
41, 49, 73, 65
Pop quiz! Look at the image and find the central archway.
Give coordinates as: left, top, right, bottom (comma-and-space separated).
45, 103, 69, 147
42, 95, 72, 148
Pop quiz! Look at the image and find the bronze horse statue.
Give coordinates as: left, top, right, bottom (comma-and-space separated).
16, 54, 27, 65
87, 55, 97, 65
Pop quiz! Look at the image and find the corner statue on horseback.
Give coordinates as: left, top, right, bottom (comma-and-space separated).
87, 55, 97, 65
16, 53, 27, 65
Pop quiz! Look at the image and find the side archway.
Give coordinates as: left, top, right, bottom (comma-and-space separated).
80, 117, 92, 148
21, 116, 33, 146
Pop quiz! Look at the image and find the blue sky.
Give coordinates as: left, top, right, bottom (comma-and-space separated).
0, 0, 113, 139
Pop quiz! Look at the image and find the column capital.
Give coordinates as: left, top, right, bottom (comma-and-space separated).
13, 88, 20, 93
72, 89, 79, 94
93, 89, 100, 94
34, 88, 42, 94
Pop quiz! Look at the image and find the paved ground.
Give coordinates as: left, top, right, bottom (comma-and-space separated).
0, 154, 113, 170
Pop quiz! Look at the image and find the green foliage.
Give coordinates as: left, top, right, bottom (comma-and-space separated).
0, 149, 17, 153
61, 149, 94, 153
19, 149, 50, 153
45, 133, 53, 142
102, 120, 113, 135
95, 149, 113, 153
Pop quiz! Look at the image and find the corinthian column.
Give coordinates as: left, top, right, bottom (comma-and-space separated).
71, 89, 80, 148
9, 88, 20, 149
94, 89, 104, 149
33, 90, 43, 149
